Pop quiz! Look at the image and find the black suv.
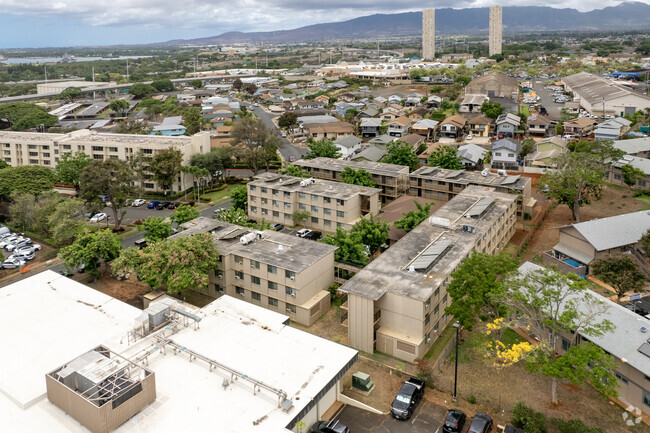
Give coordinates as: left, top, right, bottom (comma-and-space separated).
156, 201, 170, 210
467, 413, 493, 433
311, 419, 349, 433
303, 230, 322, 241
390, 377, 425, 420
442, 409, 466, 433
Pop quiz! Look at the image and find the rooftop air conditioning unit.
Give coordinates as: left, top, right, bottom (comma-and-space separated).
462, 224, 476, 233
290, 275, 295, 280
497, 169, 507, 177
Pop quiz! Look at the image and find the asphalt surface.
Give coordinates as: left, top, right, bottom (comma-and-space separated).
532, 80, 565, 121
335, 400, 448, 433
249, 105, 309, 162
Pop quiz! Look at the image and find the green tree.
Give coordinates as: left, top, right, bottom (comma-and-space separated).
591, 255, 646, 303
8, 192, 38, 232
233, 78, 243, 91
109, 99, 130, 117
393, 201, 433, 232
381, 141, 418, 171
520, 138, 535, 160
150, 147, 183, 191
190, 148, 233, 183
111, 233, 219, 295
504, 267, 617, 405
215, 207, 250, 225
278, 164, 309, 178
79, 159, 138, 229
351, 215, 388, 255
48, 198, 86, 245
341, 167, 376, 187
621, 164, 646, 187
151, 79, 175, 92
60, 229, 122, 278
0, 102, 58, 131
344, 108, 359, 122
408, 68, 426, 80
455, 75, 472, 86
642, 230, 650, 256
0, 165, 56, 199
291, 209, 310, 226
428, 145, 464, 169
320, 228, 369, 267
142, 217, 172, 242
183, 107, 203, 135
540, 153, 605, 222
242, 83, 258, 95
230, 185, 248, 211
170, 204, 200, 225
129, 83, 157, 98
445, 252, 519, 330
304, 139, 341, 159
55, 151, 92, 192
480, 100, 505, 119
117, 119, 153, 135
57, 87, 83, 102
278, 112, 298, 130
230, 116, 279, 174
189, 79, 203, 89
32, 190, 62, 236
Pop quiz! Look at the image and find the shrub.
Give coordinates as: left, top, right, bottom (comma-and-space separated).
550, 419, 602, 433
466, 395, 477, 404
512, 402, 547, 433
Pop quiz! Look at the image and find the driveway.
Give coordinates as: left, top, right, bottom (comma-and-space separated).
336, 399, 447, 433
249, 105, 308, 162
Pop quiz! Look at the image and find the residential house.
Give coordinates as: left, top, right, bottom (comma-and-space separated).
491, 138, 521, 170
610, 155, 650, 189
387, 117, 412, 138
495, 113, 521, 138
439, 114, 467, 139
400, 134, 425, 150
457, 143, 487, 170
368, 134, 394, 147
214, 125, 233, 138
417, 143, 444, 165
425, 95, 442, 109
412, 119, 439, 139
373, 96, 388, 105
465, 73, 519, 100
304, 122, 355, 140
151, 116, 186, 136
527, 114, 551, 136
545, 210, 650, 272
352, 146, 387, 163
360, 118, 382, 138
333, 102, 363, 117
459, 94, 489, 113
405, 94, 423, 107
388, 94, 405, 104
334, 135, 362, 158
380, 105, 404, 122
525, 137, 568, 168
248, 173, 381, 233
339, 93, 356, 103
293, 98, 325, 110
408, 108, 429, 121
468, 115, 492, 138
563, 117, 597, 138
314, 94, 330, 105
594, 117, 632, 141
613, 137, 650, 159
358, 107, 380, 118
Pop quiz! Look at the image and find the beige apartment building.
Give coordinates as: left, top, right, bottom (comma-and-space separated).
0, 130, 211, 192
340, 186, 517, 361
248, 173, 381, 233
408, 166, 535, 221
489, 5, 503, 56
294, 157, 410, 204
422, 9, 436, 60
173, 217, 337, 326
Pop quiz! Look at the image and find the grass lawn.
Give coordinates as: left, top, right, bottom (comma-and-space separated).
203, 186, 233, 203
424, 323, 457, 360
519, 105, 531, 117
636, 195, 650, 210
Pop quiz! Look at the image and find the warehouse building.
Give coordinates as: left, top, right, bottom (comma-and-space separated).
562, 72, 650, 116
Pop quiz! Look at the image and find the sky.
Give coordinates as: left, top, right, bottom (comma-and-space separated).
0, 0, 646, 49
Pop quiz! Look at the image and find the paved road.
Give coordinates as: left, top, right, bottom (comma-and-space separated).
249, 105, 308, 162
532, 80, 564, 121
336, 400, 447, 433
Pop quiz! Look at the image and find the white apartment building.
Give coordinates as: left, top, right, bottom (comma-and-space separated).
422, 9, 436, 60
489, 5, 503, 56
0, 130, 211, 192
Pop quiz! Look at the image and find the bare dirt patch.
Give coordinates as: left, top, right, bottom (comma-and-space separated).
290, 300, 348, 343
87, 276, 151, 309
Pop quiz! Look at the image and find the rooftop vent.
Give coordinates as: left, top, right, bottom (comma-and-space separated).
407, 265, 416, 274
429, 216, 451, 229
642, 327, 648, 333
497, 169, 507, 177
481, 168, 489, 176
277, 245, 284, 253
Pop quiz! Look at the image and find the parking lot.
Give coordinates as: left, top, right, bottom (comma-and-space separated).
532, 81, 565, 120
336, 400, 447, 433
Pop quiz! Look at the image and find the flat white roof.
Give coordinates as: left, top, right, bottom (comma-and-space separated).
0, 274, 357, 433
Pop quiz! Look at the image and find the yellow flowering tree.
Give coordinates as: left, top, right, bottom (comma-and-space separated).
484, 318, 534, 375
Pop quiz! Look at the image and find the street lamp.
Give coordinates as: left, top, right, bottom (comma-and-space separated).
452, 322, 460, 402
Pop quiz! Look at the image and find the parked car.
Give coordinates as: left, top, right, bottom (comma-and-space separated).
84, 211, 98, 219
271, 223, 284, 231
0, 235, 19, 248
156, 202, 170, 210
90, 212, 107, 223
132, 199, 146, 207
390, 377, 425, 420
467, 413, 493, 433
6, 239, 32, 252
289, 155, 296, 162
168, 202, 180, 209
1, 258, 25, 269
17, 244, 41, 255
466, 134, 473, 140
9, 250, 34, 261
134, 239, 147, 249
310, 419, 350, 433
304, 230, 322, 241
147, 201, 161, 209
442, 409, 467, 433
213, 208, 225, 217
296, 228, 312, 238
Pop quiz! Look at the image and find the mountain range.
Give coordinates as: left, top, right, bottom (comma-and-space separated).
162, 2, 650, 45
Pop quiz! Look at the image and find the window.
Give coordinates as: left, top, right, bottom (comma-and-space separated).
639, 179, 647, 187
214, 284, 223, 293
268, 281, 278, 291
234, 255, 243, 265
434, 288, 440, 297
261, 187, 267, 193
143, 149, 153, 154
434, 305, 439, 315
3, 150, 9, 155
495, 152, 502, 156
251, 276, 260, 285
43, 153, 50, 157
235, 271, 244, 280
298, 192, 306, 199
267, 265, 277, 274
63, 144, 71, 150
644, 390, 650, 407
324, 208, 331, 215
442, 294, 448, 304
425, 332, 431, 344
615, 372, 629, 385
284, 202, 291, 209
261, 198, 268, 204
29, 152, 38, 157
235, 287, 245, 296
323, 197, 331, 204
29, 159, 38, 164
250, 206, 257, 213
285, 270, 295, 280
272, 200, 279, 207
433, 321, 439, 333
261, 209, 268, 215
286, 304, 296, 313
284, 213, 291, 220
336, 210, 344, 217
286, 287, 296, 297
324, 220, 331, 226
561, 338, 571, 352
425, 297, 431, 310
252, 292, 261, 301
337, 199, 345, 206
508, 153, 514, 158
216, 271, 223, 279
5, 158, 11, 162
425, 314, 430, 326
311, 205, 318, 212
311, 216, 318, 223
92, 146, 104, 151
250, 185, 256, 191
272, 189, 278, 196
298, 203, 306, 210
109, 147, 118, 152
311, 194, 318, 201
93, 154, 104, 159
337, 222, 344, 228
268, 298, 278, 307
28, 145, 37, 149
284, 191, 291, 198
144, 183, 154, 189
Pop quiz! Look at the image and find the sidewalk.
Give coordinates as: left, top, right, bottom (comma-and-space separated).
0, 257, 62, 288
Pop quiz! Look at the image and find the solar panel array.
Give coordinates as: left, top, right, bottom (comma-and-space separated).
467, 197, 495, 217
411, 239, 453, 273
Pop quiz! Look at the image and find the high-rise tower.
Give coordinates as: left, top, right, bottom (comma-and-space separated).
489, 5, 502, 56
422, 9, 435, 60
